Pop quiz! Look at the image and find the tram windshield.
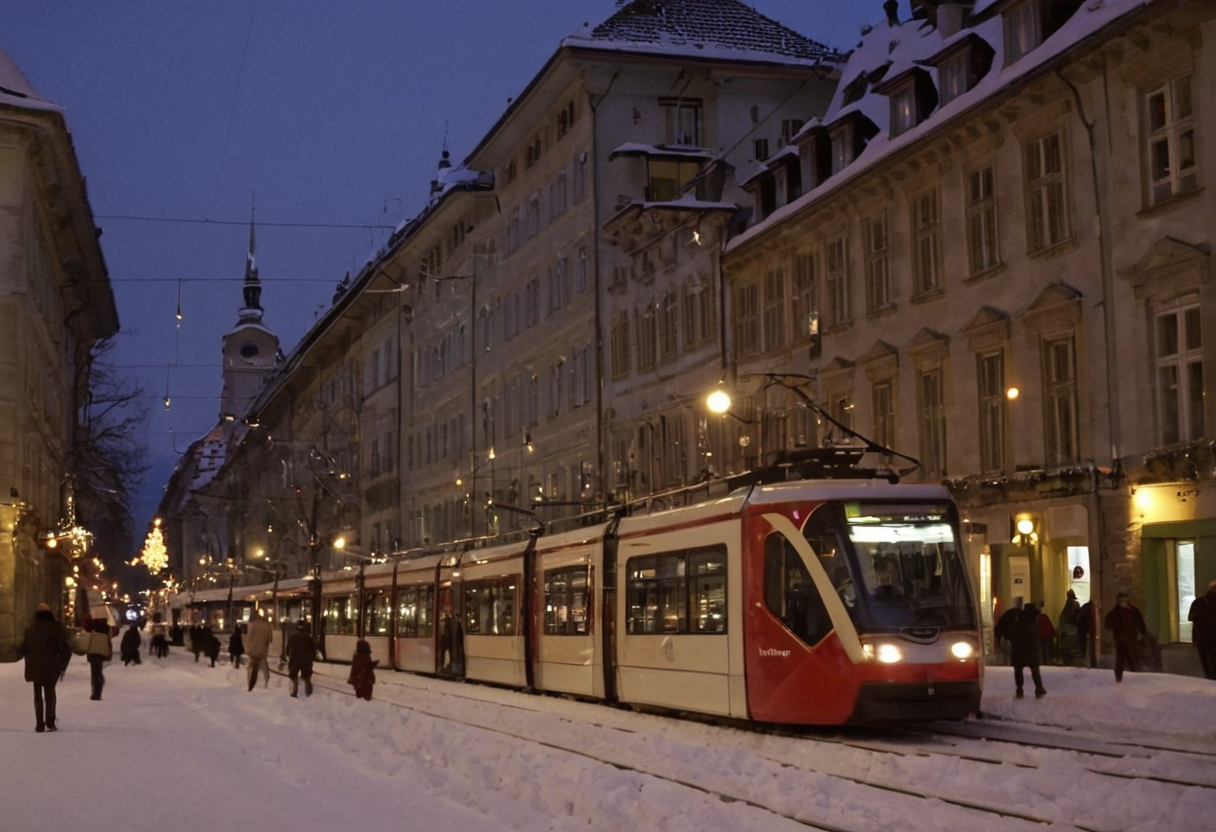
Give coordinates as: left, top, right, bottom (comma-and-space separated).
802, 501, 976, 630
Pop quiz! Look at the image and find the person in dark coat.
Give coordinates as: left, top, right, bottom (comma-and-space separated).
120, 624, 142, 665
229, 624, 245, 669
1187, 580, 1216, 680
1009, 602, 1046, 698
1036, 602, 1056, 666
203, 631, 221, 667
1104, 592, 1148, 682
85, 618, 114, 700
286, 622, 316, 698
17, 604, 72, 732
1076, 599, 1097, 668
1057, 590, 1080, 665
347, 639, 379, 700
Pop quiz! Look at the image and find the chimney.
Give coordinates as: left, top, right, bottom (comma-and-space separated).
937, 2, 970, 38
884, 0, 900, 26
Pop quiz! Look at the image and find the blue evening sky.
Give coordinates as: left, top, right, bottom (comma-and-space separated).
3, 1, 885, 525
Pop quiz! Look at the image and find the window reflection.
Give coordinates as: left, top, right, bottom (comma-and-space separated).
626, 546, 727, 634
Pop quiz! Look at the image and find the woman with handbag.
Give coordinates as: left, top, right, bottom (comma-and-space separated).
85, 619, 113, 700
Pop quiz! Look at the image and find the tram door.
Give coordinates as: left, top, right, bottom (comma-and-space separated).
437, 583, 466, 678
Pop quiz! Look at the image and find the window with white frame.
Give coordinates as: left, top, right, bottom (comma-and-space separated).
762, 268, 786, 352
1005, 0, 1040, 63
659, 290, 679, 360
682, 271, 713, 347
1043, 335, 1079, 465
636, 300, 657, 371
735, 282, 760, 357
576, 246, 589, 293
610, 309, 630, 378
967, 165, 1000, 274
573, 153, 588, 202
1155, 299, 1204, 444
791, 250, 817, 342
1026, 132, 1070, 251
830, 125, 853, 174
977, 351, 1006, 473
872, 380, 895, 451
825, 235, 849, 326
919, 367, 947, 479
890, 85, 916, 137
912, 188, 941, 295
939, 53, 969, 105
864, 215, 889, 312
1145, 74, 1197, 205
548, 362, 563, 420
662, 99, 702, 146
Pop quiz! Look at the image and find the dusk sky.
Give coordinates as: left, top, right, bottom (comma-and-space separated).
4, 0, 881, 528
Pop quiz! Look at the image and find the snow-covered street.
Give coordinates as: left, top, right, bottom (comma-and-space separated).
2, 643, 1213, 832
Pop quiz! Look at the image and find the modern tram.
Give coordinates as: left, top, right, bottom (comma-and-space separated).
180, 471, 983, 724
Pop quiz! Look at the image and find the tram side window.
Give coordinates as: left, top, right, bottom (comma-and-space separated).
764, 534, 832, 645
544, 566, 591, 635
323, 595, 358, 635
803, 508, 859, 618
366, 591, 391, 636
464, 577, 518, 635
396, 585, 435, 638
626, 545, 727, 634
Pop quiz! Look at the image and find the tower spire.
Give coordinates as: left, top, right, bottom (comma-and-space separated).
240, 197, 263, 322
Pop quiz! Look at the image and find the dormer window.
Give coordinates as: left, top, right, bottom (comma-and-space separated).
890, 86, 915, 136
830, 124, 853, 174
1006, 0, 1040, 62
876, 68, 939, 138
926, 34, 994, 107
939, 54, 969, 105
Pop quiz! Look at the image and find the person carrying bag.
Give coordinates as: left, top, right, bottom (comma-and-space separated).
85, 619, 113, 700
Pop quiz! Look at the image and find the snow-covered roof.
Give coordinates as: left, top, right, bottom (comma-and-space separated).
0, 46, 61, 114
729, 0, 1157, 253
562, 0, 841, 67
609, 142, 715, 161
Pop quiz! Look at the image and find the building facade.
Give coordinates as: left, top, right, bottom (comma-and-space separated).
722, 0, 1216, 671
0, 49, 118, 658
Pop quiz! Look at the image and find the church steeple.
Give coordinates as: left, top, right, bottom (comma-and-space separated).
239, 204, 263, 323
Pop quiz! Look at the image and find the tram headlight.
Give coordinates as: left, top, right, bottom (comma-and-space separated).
950, 641, 974, 660
876, 644, 903, 663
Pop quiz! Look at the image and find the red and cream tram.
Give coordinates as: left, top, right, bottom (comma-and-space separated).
232, 474, 982, 725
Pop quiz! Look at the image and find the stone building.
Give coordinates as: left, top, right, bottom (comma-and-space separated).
721, 0, 1215, 671
0, 48, 118, 657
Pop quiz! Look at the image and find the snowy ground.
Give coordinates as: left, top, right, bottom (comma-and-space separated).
2, 636, 1213, 832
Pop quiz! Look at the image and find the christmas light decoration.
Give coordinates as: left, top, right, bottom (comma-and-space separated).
140, 518, 168, 573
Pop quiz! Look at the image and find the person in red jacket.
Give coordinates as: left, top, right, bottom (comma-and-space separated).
1104, 592, 1147, 682
347, 639, 379, 700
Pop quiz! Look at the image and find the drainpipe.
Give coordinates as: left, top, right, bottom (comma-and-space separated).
1057, 58, 1118, 656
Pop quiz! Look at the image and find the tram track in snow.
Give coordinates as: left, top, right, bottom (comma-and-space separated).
271, 663, 1213, 832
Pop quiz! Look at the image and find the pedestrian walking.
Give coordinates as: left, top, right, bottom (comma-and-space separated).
1009, 601, 1047, 699
120, 623, 142, 665
244, 610, 273, 691
85, 618, 113, 700
1104, 592, 1148, 682
17, 603, 72, 732
286, 622, 315, 698
229, 623, 245, 669
1077, 599, 1097, 668
1187, 580, 1216, 680
203, 630, 221, 667
347, 639, 378, 700
1036, 602, 1056, 665
1057, 590, 1080, 665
